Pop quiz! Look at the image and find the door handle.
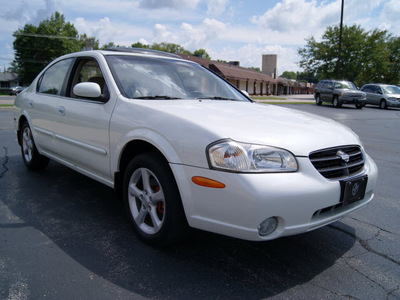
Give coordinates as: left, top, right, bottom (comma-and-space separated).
58, 106, 65, 116
28, 100, 33, 108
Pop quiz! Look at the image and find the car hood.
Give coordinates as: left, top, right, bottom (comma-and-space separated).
386, 93, 400, 98
338, 89, 364, 94
135, 100, 361, 157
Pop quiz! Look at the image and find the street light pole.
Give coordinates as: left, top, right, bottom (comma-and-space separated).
337, 0, 344, 79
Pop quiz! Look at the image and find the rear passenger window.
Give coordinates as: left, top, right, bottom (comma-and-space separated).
38, 58, 74, 95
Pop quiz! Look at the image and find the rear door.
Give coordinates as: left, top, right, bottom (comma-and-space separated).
321, 81, 333, 101
29, 58, 75, 155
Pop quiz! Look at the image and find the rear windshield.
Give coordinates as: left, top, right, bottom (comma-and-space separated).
105, 55, 249, 101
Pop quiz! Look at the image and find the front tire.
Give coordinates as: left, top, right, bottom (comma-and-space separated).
123, 153, 189, 247
355, 103, 363, 109
315, 94, 322, 106
380, 100, 387, 109
20, 122, 49, 170
332, 96, 341, 108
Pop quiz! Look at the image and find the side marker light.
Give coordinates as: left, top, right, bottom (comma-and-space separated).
191, 176, 225, 189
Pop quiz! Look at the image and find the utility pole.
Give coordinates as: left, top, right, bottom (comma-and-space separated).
337, 0, 344, 79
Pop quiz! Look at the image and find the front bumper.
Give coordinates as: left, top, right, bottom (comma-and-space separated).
170, 155, 378, 241
339, 96, 366, 105
387, 99, 400, 108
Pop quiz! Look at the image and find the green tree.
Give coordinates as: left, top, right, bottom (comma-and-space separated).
12, 12, 95, 83
78, 33, 99, 51
298, 25, 399, 85
296, 71, 319, 83
193, 48, 211, 59
248, 67, 261, 72
100, 42, 117, 50
151, 42, 191, 54
280, 71, 297, 79
131, 42, 150, 49
385, 36, 400, 84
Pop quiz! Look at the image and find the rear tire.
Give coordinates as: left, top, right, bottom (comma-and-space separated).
123, 153, 189, 247
20, 122, 49, 170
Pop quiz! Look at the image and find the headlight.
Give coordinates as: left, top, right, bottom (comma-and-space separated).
388, 97, 397, 101
207, 140, 298, 173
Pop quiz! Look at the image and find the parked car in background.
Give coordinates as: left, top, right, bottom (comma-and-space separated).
314, 80, 366, 109
14, 48, 378, 246
9, 86, 27, 95
361, 83, 400, 109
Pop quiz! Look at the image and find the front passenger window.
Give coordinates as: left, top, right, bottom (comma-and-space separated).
70, 59, 107, 99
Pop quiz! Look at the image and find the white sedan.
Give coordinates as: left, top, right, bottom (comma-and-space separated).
14, 48, 378, 246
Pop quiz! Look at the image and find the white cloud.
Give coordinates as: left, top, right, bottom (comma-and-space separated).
74, 17, 152, 47
380, 0, 400, 35
214, 43, 301, 74
207, 0, 229, 16
153, 24, 175, 43
152, 18, 227, 50
139, 0, 201, 9
0, 0, 58, 26
251, 0, 339, 34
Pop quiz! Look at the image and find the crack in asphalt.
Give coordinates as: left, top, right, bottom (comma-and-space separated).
341, 255, 394, 299
330, 220, 400, 299
349, 217, 399, 237
0, 147, 9, 179
329, 223, 400, 267
310, 282, 361, 299
387, 286, 400, 300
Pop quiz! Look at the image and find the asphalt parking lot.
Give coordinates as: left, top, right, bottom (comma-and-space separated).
1, 100, 399, 299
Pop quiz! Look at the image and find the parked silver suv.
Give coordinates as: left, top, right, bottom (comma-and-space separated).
314, 80, 366, 109
361, 83, 400, 109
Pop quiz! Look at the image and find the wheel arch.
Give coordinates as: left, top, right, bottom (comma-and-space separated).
113, 135, 181, 201
16, 114, 29, 146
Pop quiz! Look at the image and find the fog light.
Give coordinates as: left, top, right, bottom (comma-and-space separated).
258, 217, 278, 236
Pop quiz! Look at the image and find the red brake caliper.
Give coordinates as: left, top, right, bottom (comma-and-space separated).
155, 187, 164, 214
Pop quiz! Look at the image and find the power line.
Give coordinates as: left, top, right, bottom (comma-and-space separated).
14, 33, 79, 40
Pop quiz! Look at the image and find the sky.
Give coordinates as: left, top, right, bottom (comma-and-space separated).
0, 0, 399, 75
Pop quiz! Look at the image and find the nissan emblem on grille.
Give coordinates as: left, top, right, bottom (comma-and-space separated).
337, 150, 350, 163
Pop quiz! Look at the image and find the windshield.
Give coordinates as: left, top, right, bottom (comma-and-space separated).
382, 85, 400, 94
106, 55, 249, 101
333, 81, 357, 90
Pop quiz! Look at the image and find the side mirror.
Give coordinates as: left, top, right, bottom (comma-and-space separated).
73, 82, 102, 99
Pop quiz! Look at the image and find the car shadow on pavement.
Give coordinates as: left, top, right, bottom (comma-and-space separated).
1, 157, 356, 299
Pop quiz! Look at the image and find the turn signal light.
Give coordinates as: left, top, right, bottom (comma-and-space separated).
191, 176, 225, 189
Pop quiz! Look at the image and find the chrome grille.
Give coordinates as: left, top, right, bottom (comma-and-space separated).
309, 146, 365, 180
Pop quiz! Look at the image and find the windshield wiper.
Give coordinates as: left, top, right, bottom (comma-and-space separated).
135, 95, 182, 100
197, 96, 240, 101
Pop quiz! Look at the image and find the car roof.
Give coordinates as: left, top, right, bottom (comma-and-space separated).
54, 48, 191, 65
104, 47, 182, 59
366, 83, 395, 87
